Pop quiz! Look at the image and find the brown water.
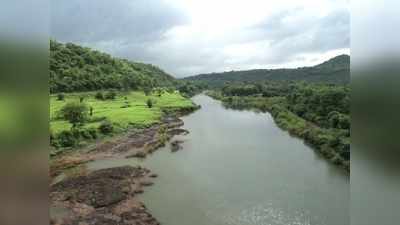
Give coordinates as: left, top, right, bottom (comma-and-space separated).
88, 94, 349, 225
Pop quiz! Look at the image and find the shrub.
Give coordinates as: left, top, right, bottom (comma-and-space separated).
99, 121, 113, 134
57, 130, 78, 147
89, 106, 93, 116
144, 87, 152, 96
105, 90, 117, 100
146, 99, 153, 108
95, 92, 104, 100
60, 102, 89, 127
79, 129, 92, 139
57, 93, 65, 101
88, 128, 98, 139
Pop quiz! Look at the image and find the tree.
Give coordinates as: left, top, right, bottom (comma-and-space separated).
144, 87, 152, 96
57, 93, 65, 101
60, 102, 89, 127
146, 99, 153, 108
95, 92, 104, 100
105, 90, 117, 100
99, 120, 113, 134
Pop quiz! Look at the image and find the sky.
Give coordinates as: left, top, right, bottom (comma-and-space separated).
51, 0, 350, 78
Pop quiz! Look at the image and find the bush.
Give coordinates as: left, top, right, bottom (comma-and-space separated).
146, 99, 153, 108
88, 128, 98, 139
95, 92, 104, 100
144, 87, 152, 96
57, 93, 65, 101
99, 121, 114, 134
79, 129, 92, 139
105, 90, 117, 100
60, 102, 89, 127
57, 130, 78, 147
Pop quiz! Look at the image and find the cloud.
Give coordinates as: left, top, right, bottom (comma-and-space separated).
51, 0, 350, 78
51, 0, 188, 43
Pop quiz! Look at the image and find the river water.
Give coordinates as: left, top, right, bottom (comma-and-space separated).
91, 94, 349, 225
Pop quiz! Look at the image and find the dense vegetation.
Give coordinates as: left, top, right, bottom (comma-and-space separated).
184, 55, 350, 88
208, 81, 350, 171
49, 40, 201, 152
50, 40, 178, 93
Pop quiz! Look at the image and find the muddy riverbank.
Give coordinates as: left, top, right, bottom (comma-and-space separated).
50, 113, 194, 225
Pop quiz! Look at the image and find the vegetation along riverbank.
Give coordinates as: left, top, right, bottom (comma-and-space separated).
206, 81, 350, 171
50, 40, 199, 224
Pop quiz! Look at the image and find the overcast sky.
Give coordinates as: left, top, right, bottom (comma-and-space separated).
51, 0, 350, 78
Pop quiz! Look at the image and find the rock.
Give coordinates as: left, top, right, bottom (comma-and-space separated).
170, 140, 184, 152
149, 173, 158, 178
50, 166, 160, 225
125, 151, 146, 159
168, 128, 189, 136
134, 188, 144, 194
140, 180, 154, 186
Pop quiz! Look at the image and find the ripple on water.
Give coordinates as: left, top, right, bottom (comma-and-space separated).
208, 203, 326, 225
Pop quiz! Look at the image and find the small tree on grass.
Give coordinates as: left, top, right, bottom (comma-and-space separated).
144, 87, 152, 96
99, 120, 113, 134
95, 92, 104, 100
57, 93, 65, 101
105, 90, 117, 100
60, 102, 89, 128
146, 99, 153, 108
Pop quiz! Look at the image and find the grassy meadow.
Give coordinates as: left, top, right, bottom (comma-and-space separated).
50, 91, 194, 135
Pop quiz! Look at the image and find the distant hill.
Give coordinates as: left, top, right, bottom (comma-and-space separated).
50, 40, 177, 93
183, 55, 350, 87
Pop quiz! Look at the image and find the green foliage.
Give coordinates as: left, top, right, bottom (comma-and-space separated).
60, 102, 89, 127
95, 91, 104, 100
105, 90, 117, 100
143, 87, 152, 96
177, 81, 206, 97
57, 130, 77, 147
184, 55, 350, 88
212, 81, 350, 170
57, 93, 65, 101
50, 40, 176, 93
99, 120, 113, 134
146, 99, 153, 108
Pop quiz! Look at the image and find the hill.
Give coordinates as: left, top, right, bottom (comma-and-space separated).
50, 40, 177, 93
183, 55, 350, 88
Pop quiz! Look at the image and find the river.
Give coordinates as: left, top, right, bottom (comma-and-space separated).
90, 94, 349, 225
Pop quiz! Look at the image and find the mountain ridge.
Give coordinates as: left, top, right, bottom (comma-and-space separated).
183, 55, 350, 87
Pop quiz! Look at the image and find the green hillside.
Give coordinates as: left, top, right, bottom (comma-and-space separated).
50, 40, 177, 93
184, 55, 350, 87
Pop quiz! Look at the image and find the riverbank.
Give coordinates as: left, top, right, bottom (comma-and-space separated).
50, 91, 198, 154
206, 91, 350, 172
50, 104, 198, 225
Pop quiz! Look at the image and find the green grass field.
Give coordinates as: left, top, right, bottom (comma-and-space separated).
50, 91, 194, 135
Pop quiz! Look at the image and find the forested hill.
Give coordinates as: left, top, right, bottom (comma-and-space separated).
50, 40, 177, 93
183, 55, 350, 88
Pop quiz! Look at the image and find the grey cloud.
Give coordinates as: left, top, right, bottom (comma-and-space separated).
235, 8, 350, 66
51, 0, 188, 43
51, 1, 349, 78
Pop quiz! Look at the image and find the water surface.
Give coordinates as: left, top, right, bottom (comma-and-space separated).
91, 94, 349, 225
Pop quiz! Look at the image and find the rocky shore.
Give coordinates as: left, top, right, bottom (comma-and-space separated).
50, 114, 193, 225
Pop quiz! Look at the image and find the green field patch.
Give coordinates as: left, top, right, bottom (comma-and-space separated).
50, 91, 193, 135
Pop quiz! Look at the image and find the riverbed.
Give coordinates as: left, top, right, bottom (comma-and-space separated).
89, 94, 349, 225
